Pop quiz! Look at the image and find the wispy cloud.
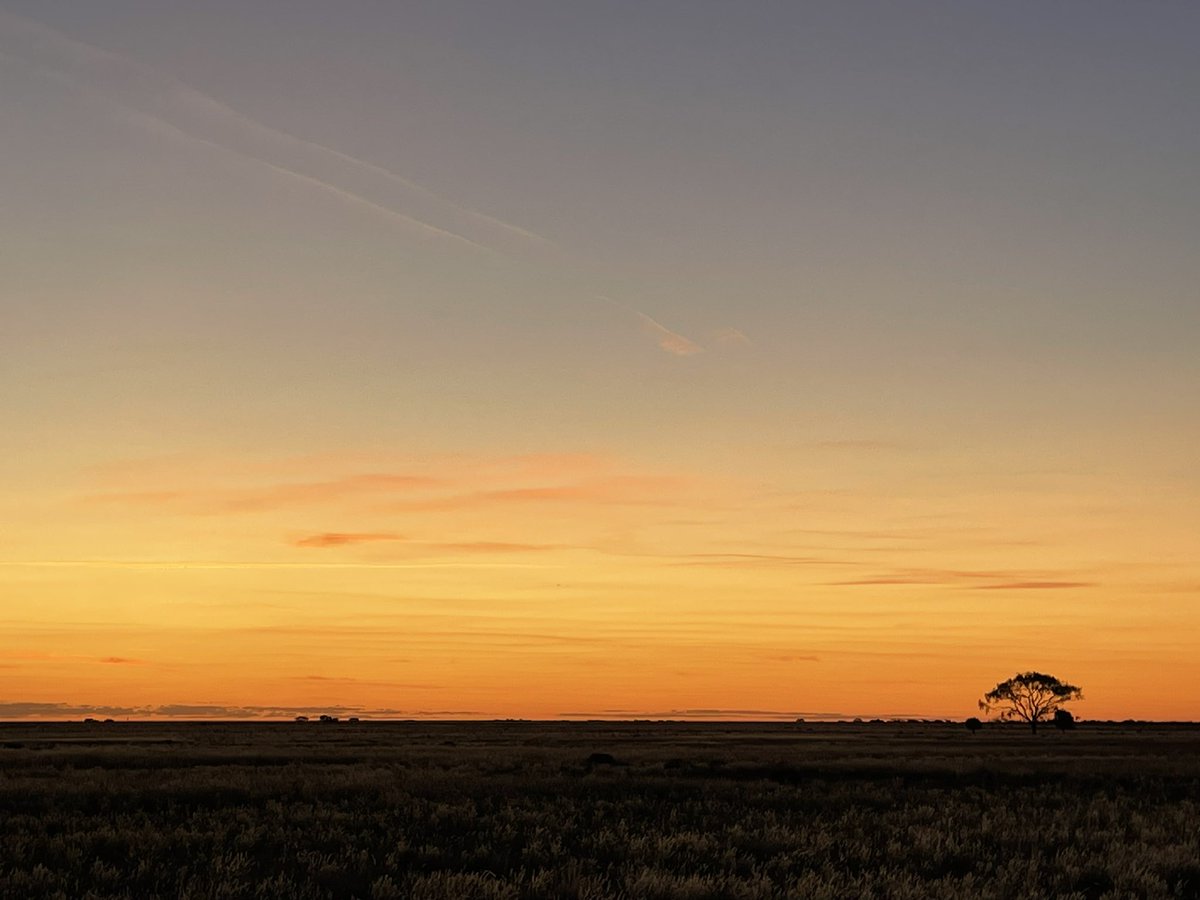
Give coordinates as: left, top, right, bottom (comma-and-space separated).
6, 651, 153, 666
86, 473, 441, 513
825, 567, 1096, 589
636, 311, 704, 356
391, 475, 694, 511
557, 708, 849, 721
291, 534, 562, 554
0, 10, 548, 255
809, 440, 907, 451
428, 541, 561, 554
0, 560, 556, 571
83, 461, 694, 521
974, 581, 1095, 590
712, 327, 753, 347
289, 675, 445, 690
676, 552, 854, 569
294, 532, 406, 548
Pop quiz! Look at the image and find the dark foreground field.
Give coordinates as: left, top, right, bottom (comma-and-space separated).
1, 721, 1198, 899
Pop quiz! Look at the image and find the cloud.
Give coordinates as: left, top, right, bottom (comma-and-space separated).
0, 10, 548, 255
636, 311, 704, 356
676, 552, 852, 568
808, 440, 908, 451
974, 581, 1095, 590
557, 708, 849, 721
86, 472, 441, 513
81, 454, 697, 517
712, 327, 753, 347
786, 528, 928, 541
0, 702, 144, 719
3, 651, 152, 666
826, 568, 1095, 589
1, 560, 556, 571
595, 296, 739, 358
429, 541, 560, 554
828, 577, 942, 586
0, 701, 488, 720
392, 475, 693, 511
289, 675, 444, 689
291, 533, 562, 555
294, 532, 405, 548
492, 452, 613, 478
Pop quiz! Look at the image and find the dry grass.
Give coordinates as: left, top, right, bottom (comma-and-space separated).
1, 721, 1198, 898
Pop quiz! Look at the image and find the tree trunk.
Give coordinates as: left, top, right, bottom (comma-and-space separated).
1030, 719, 1037, 735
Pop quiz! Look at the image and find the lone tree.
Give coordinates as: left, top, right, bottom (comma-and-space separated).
965, 716, 983, 734
979, 671, 1082, 734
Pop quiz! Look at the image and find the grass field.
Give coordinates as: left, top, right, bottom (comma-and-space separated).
1, 721, 1198, 899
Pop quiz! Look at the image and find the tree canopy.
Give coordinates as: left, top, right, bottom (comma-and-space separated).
979, 671, 1082, 733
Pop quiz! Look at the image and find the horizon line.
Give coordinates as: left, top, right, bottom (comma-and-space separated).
1, 716, 1191, 725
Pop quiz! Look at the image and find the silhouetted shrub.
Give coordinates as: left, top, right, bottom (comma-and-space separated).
965, 717, 983, 733
1054, 709, 1076, 731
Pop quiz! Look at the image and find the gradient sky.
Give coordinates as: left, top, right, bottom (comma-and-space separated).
3, 2, 1198, 720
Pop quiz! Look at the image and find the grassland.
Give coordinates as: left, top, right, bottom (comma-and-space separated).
1, 720, 1198, 899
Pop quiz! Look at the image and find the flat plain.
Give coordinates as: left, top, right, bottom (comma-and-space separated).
1, 721, 1198, 899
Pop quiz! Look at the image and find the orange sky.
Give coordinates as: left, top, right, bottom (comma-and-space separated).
4, 445, 1197, 720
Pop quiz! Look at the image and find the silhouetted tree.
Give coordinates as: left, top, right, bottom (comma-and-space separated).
1053, 708, 1076, 731
979, 671, 1082, 734
965, 716, 982, 733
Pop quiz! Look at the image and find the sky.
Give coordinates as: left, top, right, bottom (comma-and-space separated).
2, 1, 1198, 721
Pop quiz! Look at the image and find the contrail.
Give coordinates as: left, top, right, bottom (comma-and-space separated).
2, 10, 744, 352
635, 311, 704, 356
0, 10, 548, 255
595, 296, 704, 356
0, 560, 559, 570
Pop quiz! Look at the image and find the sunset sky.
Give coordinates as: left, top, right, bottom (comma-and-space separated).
3, 2, 1198, 721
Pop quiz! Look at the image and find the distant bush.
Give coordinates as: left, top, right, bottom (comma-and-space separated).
965, 717, 983, 733
1054, 709, 1076, 731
